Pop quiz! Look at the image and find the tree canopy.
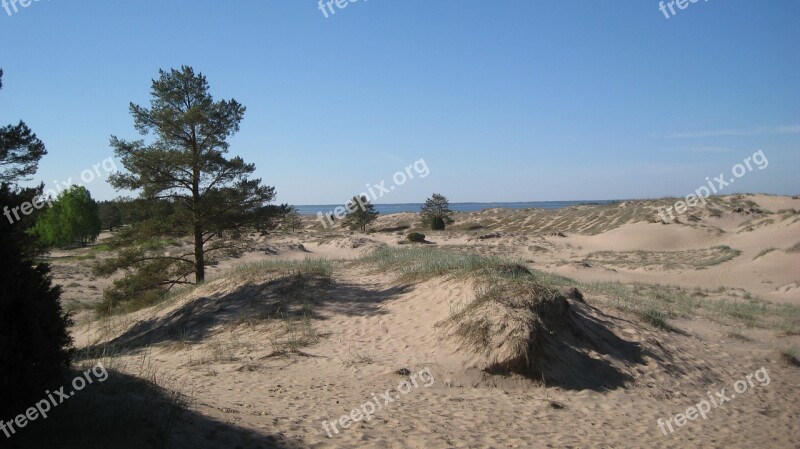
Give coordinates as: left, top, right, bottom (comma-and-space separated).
98, 66, 284, 311
281, 206, 303, 233
30, 185, 102, 248
420, 193, 455, 230
0, 69, 48, 184
342, 195, 379, 232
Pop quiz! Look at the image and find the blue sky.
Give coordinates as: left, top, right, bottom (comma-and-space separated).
1, 0, 798, 204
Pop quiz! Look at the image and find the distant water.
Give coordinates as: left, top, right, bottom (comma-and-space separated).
295, 200, 617, 216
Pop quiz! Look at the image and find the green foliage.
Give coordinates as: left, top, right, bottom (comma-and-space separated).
342, 195, 379, 232
282, 206, 303, 232
407, 232, 426, 243
431, 216, 446, 230
421, 193, 454, 230
1, 69, 48, 183
94, 244, 194, 316
102, 66, 282, 310
98, 199, 124, 231
30, 185, 101, 248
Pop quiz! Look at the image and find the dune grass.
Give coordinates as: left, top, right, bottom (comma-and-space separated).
361, 247, 799, 333
360, 246, 527, 281
753, 247, 778, 260
95, 258, 334, 319
584, 281, 800, 332
215, 257, 333, 281
781, 347, 800, 367
584, 245, 741, 270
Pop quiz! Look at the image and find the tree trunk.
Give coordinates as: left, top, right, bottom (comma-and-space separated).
194, 222, 204, 283
192, 139, 204, 283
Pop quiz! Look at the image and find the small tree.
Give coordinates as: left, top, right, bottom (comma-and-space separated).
30, 186, 101, 248
342, 195, 378, 232
420, 193, 454, 230
281, 206, 303, 232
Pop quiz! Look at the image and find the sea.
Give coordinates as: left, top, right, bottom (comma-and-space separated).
295, 200, 618, 216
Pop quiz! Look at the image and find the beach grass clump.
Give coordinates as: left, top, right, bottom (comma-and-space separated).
781, 347, 800, 367
437, 275, 569, 373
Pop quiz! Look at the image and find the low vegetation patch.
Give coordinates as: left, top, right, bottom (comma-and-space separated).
406, 232, 426, 243
753, 247, 778, 260
584, 245, 742, 270
781, 348, 800, 367
95, 258, 332, 318
584, 282, 800, 333
359, 246, 553, 284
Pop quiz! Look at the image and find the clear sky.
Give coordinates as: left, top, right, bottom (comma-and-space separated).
1, 0, 798, 204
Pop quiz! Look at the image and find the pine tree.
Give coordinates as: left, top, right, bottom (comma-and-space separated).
420, 193, 454, 230
98, 67, 283, 309
282, 206, 303, 232
342, 195, 379, 232
0, 70, 47, 183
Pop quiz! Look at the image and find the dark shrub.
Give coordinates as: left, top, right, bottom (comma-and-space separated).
407, 232, 426, 243
0, 184, 73, 417
431, 216, 446, 231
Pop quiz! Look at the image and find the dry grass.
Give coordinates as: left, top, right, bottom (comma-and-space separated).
437, 275, 567, 373
753, 247, 778, 260
584, 245, 741, 270
584, 282, 800, 333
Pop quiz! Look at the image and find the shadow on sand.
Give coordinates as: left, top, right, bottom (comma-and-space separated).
4, 368, 303, 449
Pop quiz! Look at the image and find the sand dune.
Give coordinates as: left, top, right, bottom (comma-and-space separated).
45, 194, 800, 448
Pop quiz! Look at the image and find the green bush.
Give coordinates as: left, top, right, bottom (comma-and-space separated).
407, 232, 426, 243
431, 216, 446, 231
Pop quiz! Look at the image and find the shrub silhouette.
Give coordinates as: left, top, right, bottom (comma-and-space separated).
0, 184, 73, 418
431, 216, 446, 231
407, 232, 426, 243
